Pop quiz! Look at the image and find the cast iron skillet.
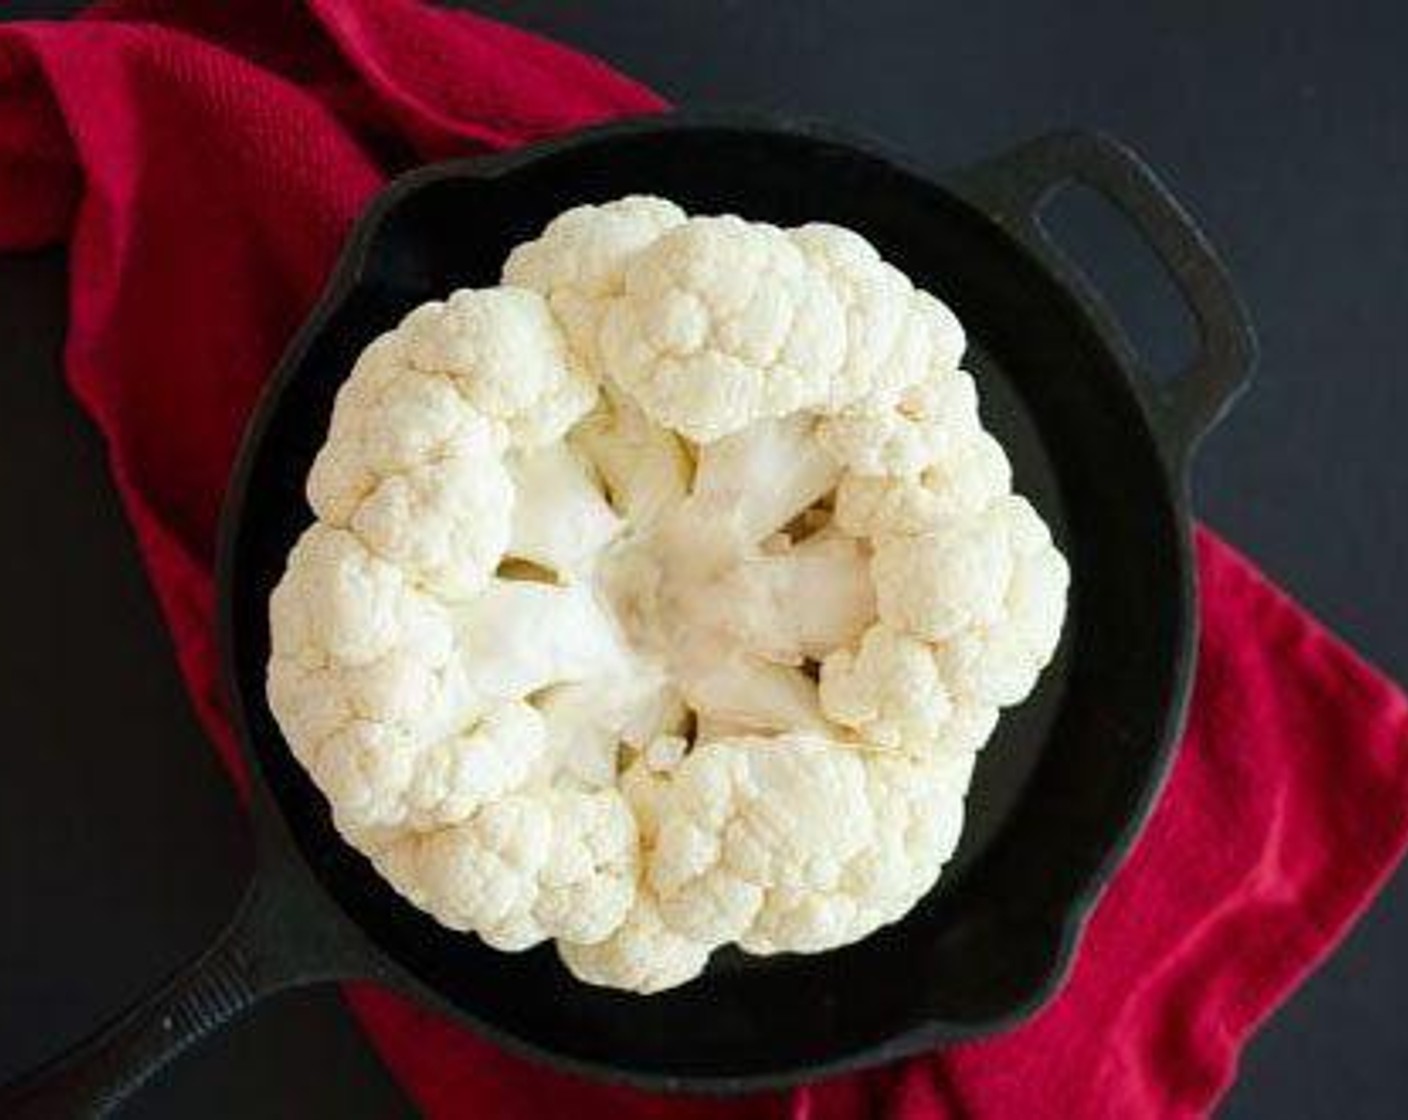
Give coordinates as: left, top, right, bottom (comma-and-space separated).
0, 113, 1254, 1117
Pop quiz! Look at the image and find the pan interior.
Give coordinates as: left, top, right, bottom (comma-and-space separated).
226, 124, 1189, 1084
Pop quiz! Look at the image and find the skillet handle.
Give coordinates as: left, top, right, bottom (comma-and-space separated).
950, 130, 1256, 466
0, 808, 383, 1118
0, 881, 294, 1119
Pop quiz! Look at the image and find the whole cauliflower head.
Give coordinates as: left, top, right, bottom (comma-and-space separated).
268, 196, 1068, 995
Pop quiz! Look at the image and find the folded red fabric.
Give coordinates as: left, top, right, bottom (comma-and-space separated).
2, 2, 1405, 1116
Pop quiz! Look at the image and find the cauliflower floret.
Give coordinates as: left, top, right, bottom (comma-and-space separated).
267, 527, 516, 831
834, 429, 1012, 538
818, 624, 951, 751
597, 216, 967, 442
600, 216, 846, 441
871, 504, 1017, 643
399, 287, 598, 448
826, 750, 971, 942
931, 497, 1071, 707
268, 528, 652, 834
278, 567, 636, 770
395, 702, 547, 829
873, 496, 1068, 709
648, 736, 875, 947
306, 333, 507, 527
267, 526, 466, 738
308, 348, 515, 599
818, 368, 982, 478
559, 893, 713, 994
503, 195, 686, 361
646, 736, 972, 957
790, 223, 964, 410
741, 749, 973, 955
314, 701, 547, 835
348, 452, 512, 601
373, 786, 637, 951
558, 750, 714, 993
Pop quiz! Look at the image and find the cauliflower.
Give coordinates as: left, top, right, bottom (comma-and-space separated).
570, 386, 691, 528
266, 527, 541, 835
872, 508, 1017, 642
818, 367, 982, 478
599, 216, 847, 441
558, 893, 712, 995
371, 786, 637, 951
929, 497, 1070, 707
305, 336, 513, 602
505, 441, 622, 579
823, 748, 974, 946
647, 736, 876, 947
537, 677, 683, 789
790, 223, 965, 411
346, 453, 513, 602
503, 195, 686, 361
870, 496, 1069, 705
267, 526, 466, 759
640, 736, 970, 957
557, 752, 712, 992
818, 624, 952, 751
268, 195, 1068, 995
399, 287, 598, 448
833, 428, 1012, 537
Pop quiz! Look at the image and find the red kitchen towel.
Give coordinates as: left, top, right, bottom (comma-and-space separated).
2, 1, 1406, 1117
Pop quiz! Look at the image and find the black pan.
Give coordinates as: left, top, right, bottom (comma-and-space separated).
0, 113, 1254, 1117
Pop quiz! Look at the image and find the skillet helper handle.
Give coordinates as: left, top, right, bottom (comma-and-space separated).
0, 881, 296, 1119
952, 130, 1256, 466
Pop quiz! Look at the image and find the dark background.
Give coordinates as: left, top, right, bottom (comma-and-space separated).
2, 1, 1404, 1116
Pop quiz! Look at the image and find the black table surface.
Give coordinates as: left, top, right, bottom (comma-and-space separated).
2, 2, 1405, 1117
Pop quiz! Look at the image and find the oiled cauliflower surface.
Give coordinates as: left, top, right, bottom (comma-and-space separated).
268, 197, 1068, 993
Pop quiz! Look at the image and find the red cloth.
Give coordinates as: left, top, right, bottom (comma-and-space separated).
2, 2, 1405, 1116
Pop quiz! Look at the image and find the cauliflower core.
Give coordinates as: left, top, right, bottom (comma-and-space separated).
269, 196, 1068, 994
